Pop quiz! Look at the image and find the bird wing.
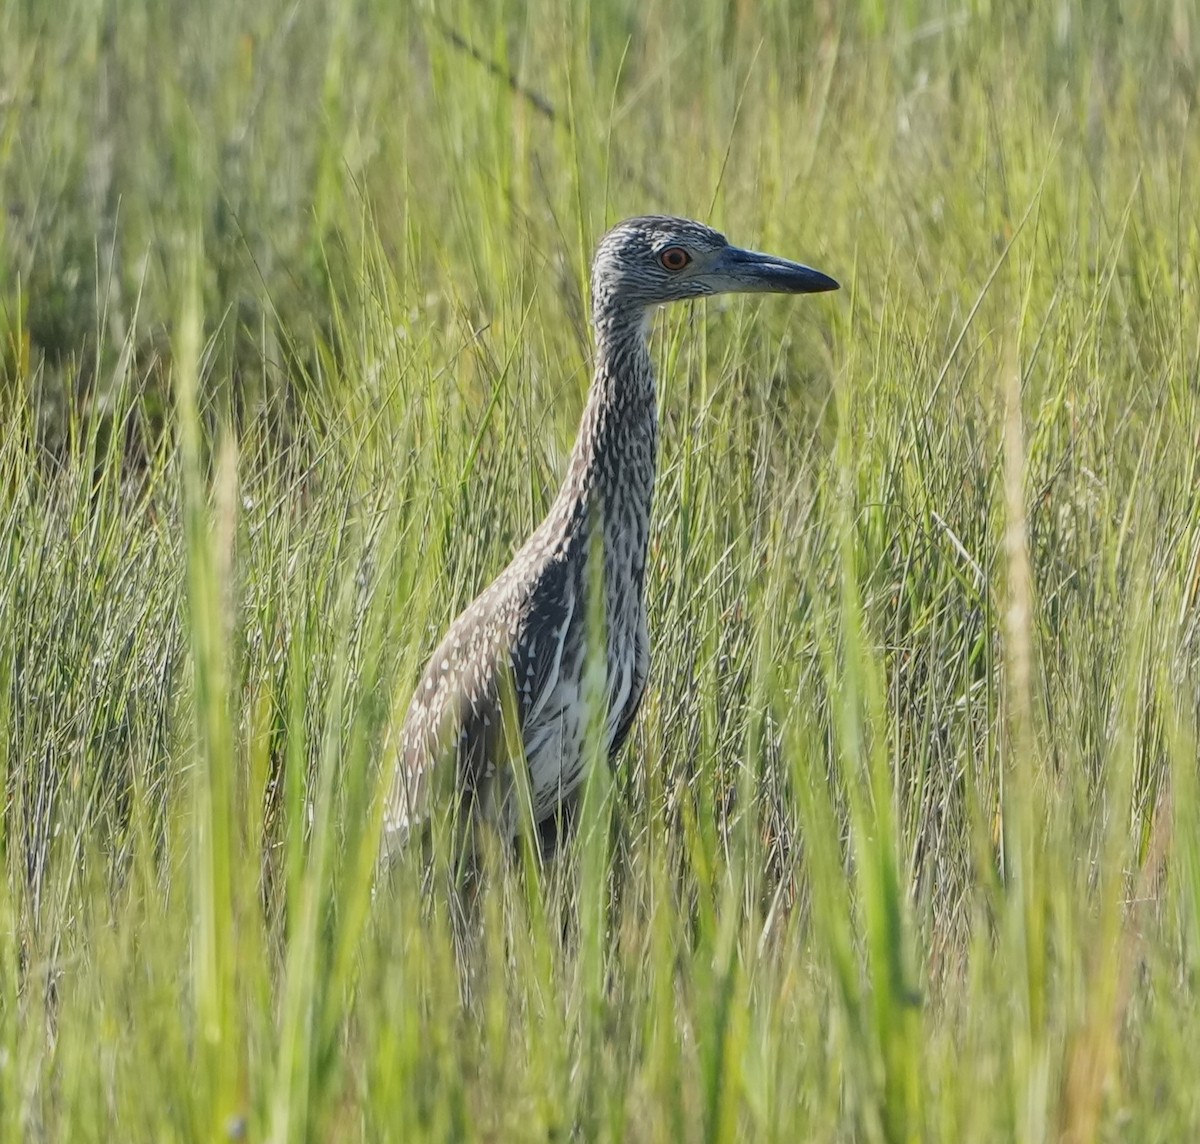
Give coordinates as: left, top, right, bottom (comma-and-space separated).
512, 559, 577, 728
381, 558, 577, 856
608, 607, 649, 758
382, 599, 513, 852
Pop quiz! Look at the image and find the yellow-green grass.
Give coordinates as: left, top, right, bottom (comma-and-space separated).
2, 1, 1199, 1139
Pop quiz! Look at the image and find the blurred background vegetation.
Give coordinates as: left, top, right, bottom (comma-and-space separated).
2, 0, 1199, 1139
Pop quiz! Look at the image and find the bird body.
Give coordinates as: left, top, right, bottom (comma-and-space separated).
381, 216, 836, 862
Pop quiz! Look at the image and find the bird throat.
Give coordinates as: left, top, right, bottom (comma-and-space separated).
554, 305, 659, 600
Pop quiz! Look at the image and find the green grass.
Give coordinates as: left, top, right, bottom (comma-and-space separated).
3, 0, 1200, 1138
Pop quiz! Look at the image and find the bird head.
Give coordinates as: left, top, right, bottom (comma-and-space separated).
590, 215, 838, 321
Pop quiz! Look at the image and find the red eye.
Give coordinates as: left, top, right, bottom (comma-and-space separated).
659, 247, 691, 271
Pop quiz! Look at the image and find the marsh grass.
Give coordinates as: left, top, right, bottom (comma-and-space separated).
2, 0, 1200, 1139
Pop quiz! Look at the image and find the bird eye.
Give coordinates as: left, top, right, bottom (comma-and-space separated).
659, 247, 691, 271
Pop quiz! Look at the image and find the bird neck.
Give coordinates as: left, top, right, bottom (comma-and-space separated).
552, 304, 658, 575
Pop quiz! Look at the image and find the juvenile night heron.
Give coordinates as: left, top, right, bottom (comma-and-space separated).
381, 215, 837, 863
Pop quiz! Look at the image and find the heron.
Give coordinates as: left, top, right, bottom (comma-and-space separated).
381, 215, 837, 864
